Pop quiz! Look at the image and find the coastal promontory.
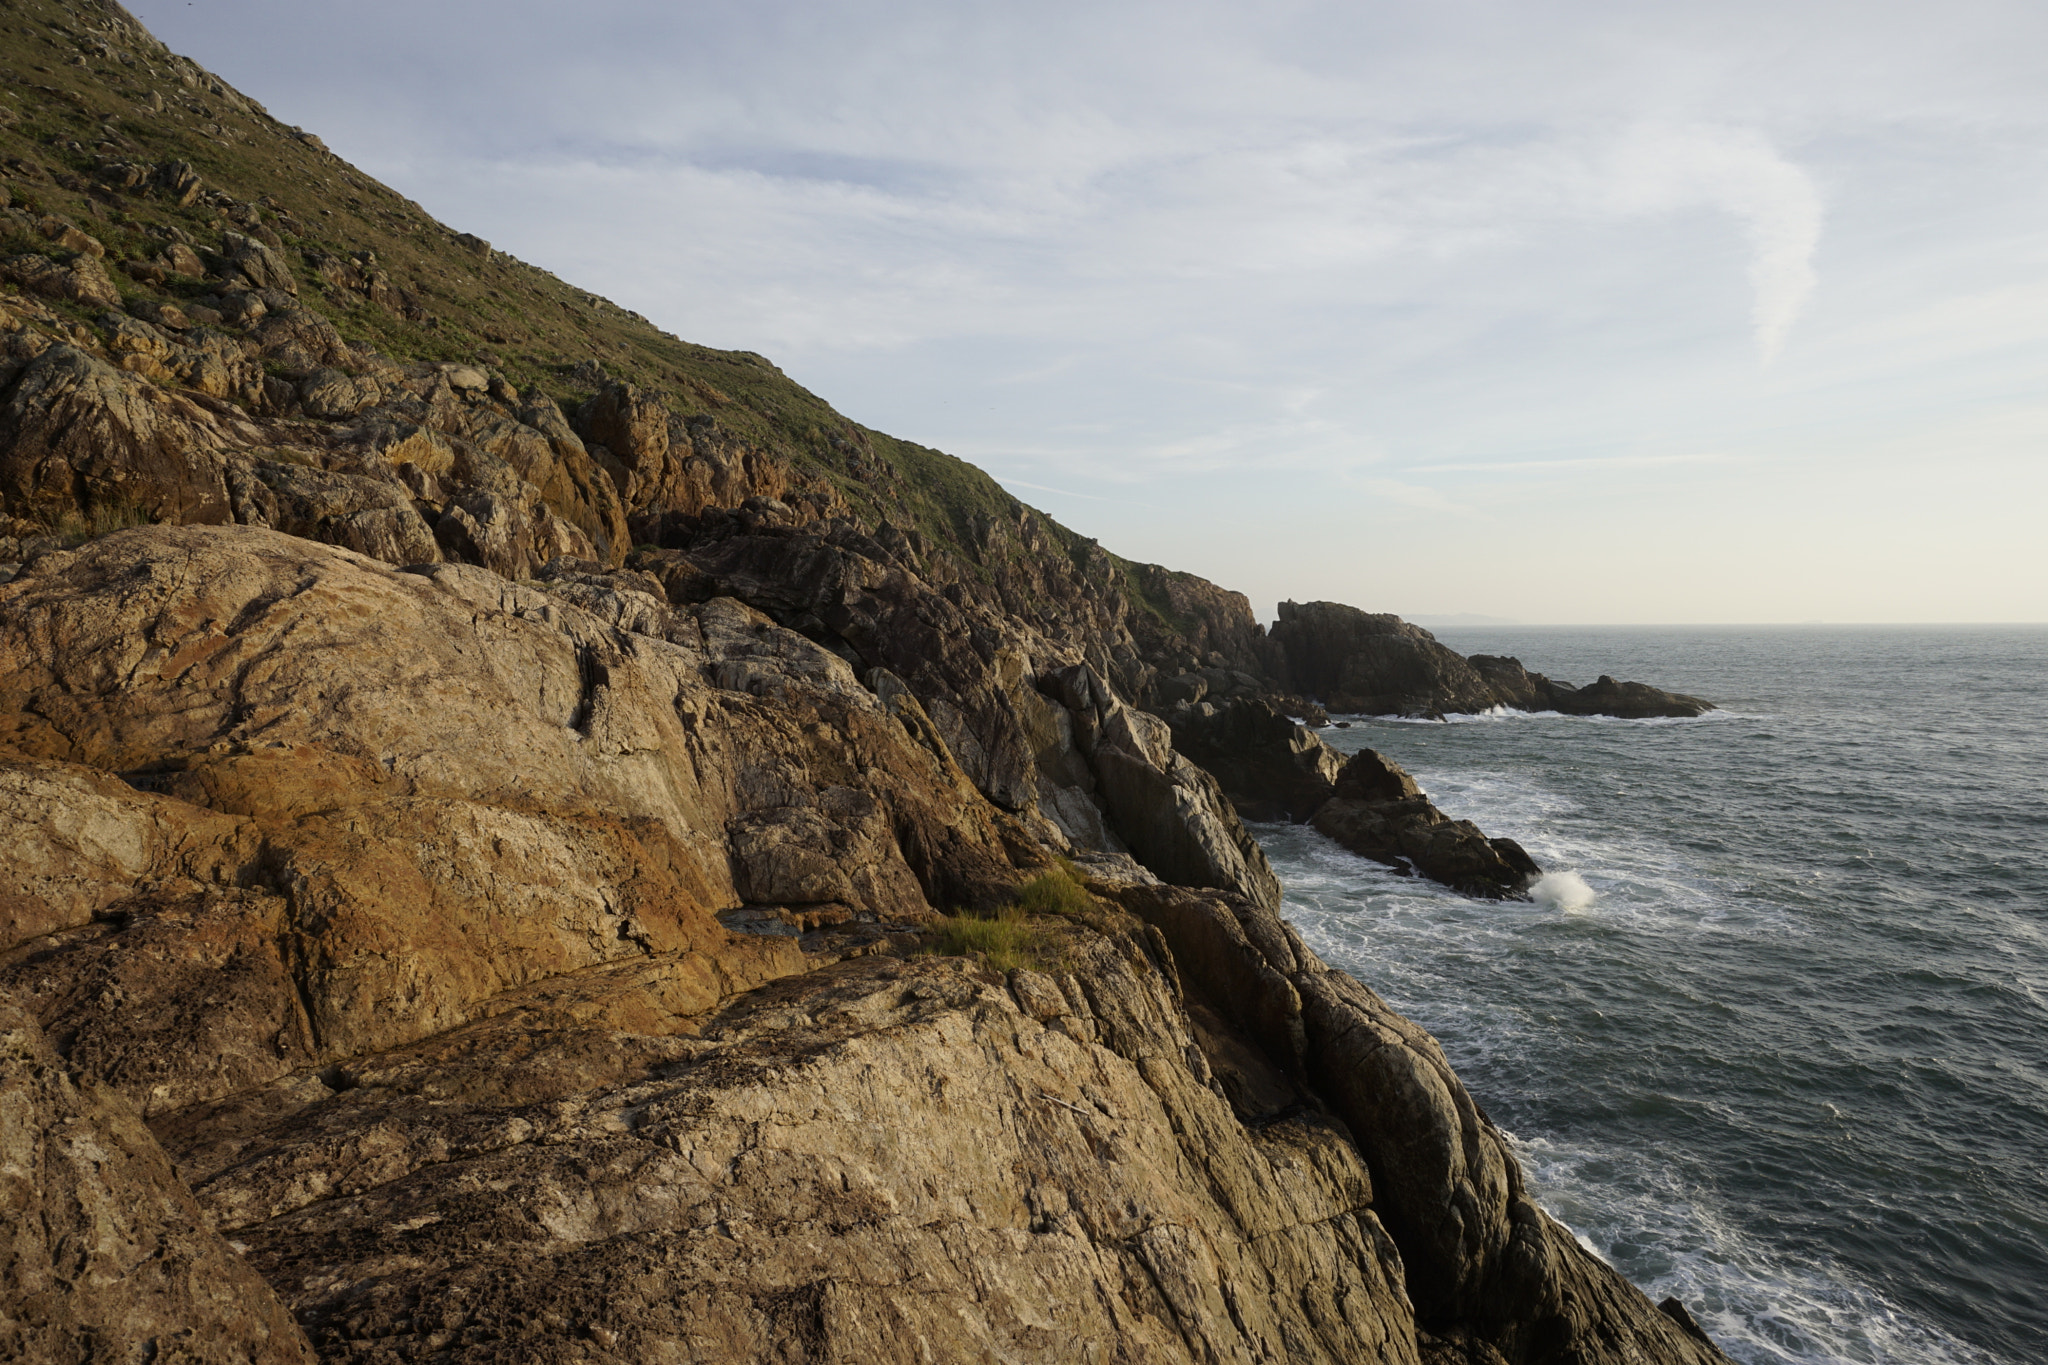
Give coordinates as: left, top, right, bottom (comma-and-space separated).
1, 4, 1725, 1360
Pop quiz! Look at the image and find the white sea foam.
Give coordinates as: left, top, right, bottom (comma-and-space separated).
1530, 869, 1597, 912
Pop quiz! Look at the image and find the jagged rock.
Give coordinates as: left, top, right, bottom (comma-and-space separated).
158, 240, 206, 276
1310, 750, 1540, 898
1468, 654, 1713, 719
296, 365, 385, 419
0, 522, 1730, 1365
1268, 600, 1498, 717
1167, 696, 1345, 822
1048, 664, 1283, 911
153, 944, 1419, 1364
1269, 600, 1714, 721
220, 228, 296, 293
37, 215, 104, 257
247, 304, 353, 372
0, 344, 234, 526
155, 159, 204, 207
627, 510, 1276, 906
580, 379, 841, 519
0, 251, 122, 309
0, 12, 1746, 1353
128, 297, 192, 330
1113, 880, 1729, 1365
227, 457, 441, 565
215, 288, 267, 326
434, 485, 593, 578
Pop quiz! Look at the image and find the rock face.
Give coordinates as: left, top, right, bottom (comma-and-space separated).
0, 989, 315, 1364
1268, 600, 1713, 720
0, 527, 1727, 1364
0, 14, 1733, 1358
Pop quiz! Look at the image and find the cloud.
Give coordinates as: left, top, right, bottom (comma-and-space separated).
1598, 124, 1824, 362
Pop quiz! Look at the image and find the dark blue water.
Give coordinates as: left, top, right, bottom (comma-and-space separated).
1255, 626, 2048, 1365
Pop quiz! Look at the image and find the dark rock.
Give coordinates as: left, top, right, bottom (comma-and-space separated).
1268, 599, 1497, 717
1310, 750, 1541, 898
1166, 696, 1342, 822
1269, 599, 1713, 720
1113, 881, 1731, 1365
1470, 655, 1714, 718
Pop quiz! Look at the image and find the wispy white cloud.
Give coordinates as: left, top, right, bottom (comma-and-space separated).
128, 0, 2048, 622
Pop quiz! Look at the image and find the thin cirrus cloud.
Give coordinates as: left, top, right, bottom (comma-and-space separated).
128, 0, 2048, 621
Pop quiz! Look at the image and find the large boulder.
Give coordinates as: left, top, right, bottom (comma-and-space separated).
1268, 600, 1714, 721
1267, 600, 1501, 717
1166, 695, 1344, 822
1469, 655, 1715, 719
219, 228, 297, 293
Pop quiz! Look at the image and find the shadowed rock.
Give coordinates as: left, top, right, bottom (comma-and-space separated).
1269, 600, 1713, 720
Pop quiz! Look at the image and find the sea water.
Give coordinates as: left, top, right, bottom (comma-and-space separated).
1253, 626, 2048, 1365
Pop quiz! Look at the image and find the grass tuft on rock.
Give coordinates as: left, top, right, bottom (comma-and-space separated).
925, 907, 1040, 974
923, 863, 1100, 973
1013, 863, 1094, 919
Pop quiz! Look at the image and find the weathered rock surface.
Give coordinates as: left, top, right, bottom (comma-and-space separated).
628, 504, 1282, 912
0, 17, 1733, 1358
1167, 695, 1347, 823
0, 988, 317, 1364
1265, 601, 1502, 718
1112, 881, 1727, 1365
1166, 697, 1541, 898
0, 526, 1725, 1362
1468, 654, 1715, 720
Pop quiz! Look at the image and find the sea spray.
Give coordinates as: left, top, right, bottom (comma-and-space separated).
1530, 870, 1597, 912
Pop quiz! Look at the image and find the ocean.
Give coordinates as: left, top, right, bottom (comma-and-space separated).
1252, 625, 2048, 1365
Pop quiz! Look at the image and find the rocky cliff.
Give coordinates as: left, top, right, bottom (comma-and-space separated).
1, 4, 1731, 1362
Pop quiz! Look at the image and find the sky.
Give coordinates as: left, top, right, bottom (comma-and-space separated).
128, 0, 2048, 623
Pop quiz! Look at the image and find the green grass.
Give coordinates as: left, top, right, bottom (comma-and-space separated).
924, 906, 1041, 974
922, 863, 1098, 973
1013, 863, 1095, 918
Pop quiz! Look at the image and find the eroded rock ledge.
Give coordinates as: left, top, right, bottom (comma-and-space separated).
0, 527, 1727, 1364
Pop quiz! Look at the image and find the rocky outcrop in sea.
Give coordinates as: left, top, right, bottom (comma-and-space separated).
0, 3, 1726, 1360
1262, 601, 1714, 720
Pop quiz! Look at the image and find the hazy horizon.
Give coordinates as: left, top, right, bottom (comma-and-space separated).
128, 0, 2048, 625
